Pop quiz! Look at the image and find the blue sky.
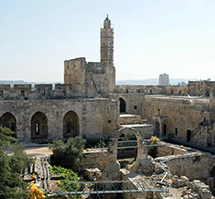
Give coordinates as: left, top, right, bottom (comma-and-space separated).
0, 0, 215, 82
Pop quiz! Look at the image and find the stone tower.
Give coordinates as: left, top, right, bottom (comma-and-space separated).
100, 15, 115, 92
100, 15, 114, 67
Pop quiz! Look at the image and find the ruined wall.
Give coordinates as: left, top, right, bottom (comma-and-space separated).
142, 96, 210, 141
79, 150, 108, 171
155, 152, 213, 180
157, 143, 187, 157
0, 98, 118, 142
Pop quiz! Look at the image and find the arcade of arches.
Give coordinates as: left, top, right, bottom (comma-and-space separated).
0, 110, 80, 141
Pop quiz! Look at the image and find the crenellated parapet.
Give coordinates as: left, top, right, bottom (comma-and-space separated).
113, 85, 188, 95
0, 83, 91, 100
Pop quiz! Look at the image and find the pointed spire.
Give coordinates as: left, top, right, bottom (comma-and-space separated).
104, 14, 111, 29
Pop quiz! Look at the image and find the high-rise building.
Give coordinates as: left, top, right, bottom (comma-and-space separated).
159, 73, 169, 86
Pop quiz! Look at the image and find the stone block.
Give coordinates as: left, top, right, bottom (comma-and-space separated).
85, 168, 102, 181
181, 176, 190, 186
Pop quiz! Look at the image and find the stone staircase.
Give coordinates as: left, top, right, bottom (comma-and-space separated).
119, 114, 153, 138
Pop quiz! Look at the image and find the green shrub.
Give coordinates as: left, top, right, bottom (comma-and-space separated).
49, 136, 86, 170
50, 165, 79, 192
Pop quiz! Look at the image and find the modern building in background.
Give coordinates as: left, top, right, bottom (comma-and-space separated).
159, 73, 169, 86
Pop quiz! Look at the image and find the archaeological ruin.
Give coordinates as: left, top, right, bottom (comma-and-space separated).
1, 16, 215, 198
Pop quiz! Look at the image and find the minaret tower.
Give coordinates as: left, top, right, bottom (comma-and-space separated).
100, 15, 115, 92
100, 14, 114, 66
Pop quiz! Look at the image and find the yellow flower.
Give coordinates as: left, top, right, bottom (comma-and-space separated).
4, 152, 6, 154
56, 180, 60, 185
41, 195, 46, 199
44, 161, 47, 164
32, 174, 36, 179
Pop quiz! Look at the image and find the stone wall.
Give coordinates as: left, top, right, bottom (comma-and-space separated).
188, 80, 215, 97
157, 143, 187, 157
79, 150, 109, 171
142, 95, 210, 141
114, 85, 188, 96
110, 93, 145, 116
155, 152, 213, 180
0, 98, 118, 142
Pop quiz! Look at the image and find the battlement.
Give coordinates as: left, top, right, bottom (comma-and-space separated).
0, 83, 89, 100
114, 85, 188, 95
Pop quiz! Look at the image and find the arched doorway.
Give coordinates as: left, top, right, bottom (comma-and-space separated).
119, 98, 126, 113
31, 112, 48, 140
63, 111, 79, 138
187, 130, 192, 142
155, 120, 160, 136
0, 112, 17, 137
162, 123, 167, 136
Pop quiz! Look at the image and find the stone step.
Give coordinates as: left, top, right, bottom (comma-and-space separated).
119, 114, 143, 125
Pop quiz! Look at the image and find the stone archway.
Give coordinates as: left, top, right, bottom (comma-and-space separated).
109, 128, 145, 163
103, 128, 153, 181
63, 111, 79, 138
119, 98, 126, 113
31, 112, 48, 140
0, 112, 17, 137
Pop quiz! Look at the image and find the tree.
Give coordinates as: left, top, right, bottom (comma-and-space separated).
0, 127, 17, 149
0, 127, 31, 199
49, 136, 86, 170
9, 144, 32, 173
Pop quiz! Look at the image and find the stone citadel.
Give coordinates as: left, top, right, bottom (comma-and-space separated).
1, 16, 215, 149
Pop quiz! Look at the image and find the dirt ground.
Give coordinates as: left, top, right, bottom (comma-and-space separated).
24, 144, 53, 157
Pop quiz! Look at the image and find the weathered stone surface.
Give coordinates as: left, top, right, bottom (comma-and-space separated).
191, 180, 212, 199
155, 152, 213, 180
0, 98, 118, 141
85, 168, 102, 181
181, 176, 190, 186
